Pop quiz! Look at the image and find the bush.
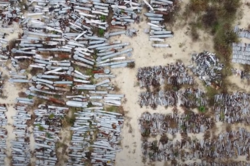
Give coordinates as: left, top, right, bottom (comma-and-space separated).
191, 25, 199, 41
127, 62, 135, 68
189, 0, 208, 13
100, 15, 106, 22
98, 29, 104, 37
202, 7, 218, 30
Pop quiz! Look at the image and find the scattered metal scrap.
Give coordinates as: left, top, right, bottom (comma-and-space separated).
141, 127, 250, 164
139, 88, 206, 109
137, 63, 194, 88
214, 92, 250, 124
139, 111, 213, 136
190, 51, 223, 86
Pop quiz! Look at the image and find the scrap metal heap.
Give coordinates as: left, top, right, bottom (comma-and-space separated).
190, 51, 223, 86
137, 62, 194, 88
214, 92, 250, 124
141, 127, 250, 165
144, 0, 176, 48
139, 88, 207, 109
139, 111, 213, 136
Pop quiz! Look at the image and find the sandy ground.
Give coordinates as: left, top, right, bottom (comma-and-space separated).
113, 2, 215, 165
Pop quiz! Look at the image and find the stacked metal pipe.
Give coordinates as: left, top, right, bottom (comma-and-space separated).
232, 42, 250, 65
11, 104, 31, 166
143, 0, 175, 47
234, 26, 250, 39
68, 110, 124, 166
33, 105, 68, 165
0, 105, 7, 165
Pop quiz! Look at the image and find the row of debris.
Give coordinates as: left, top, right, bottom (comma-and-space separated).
12, 104, 31, 166
233, 26, 250, 65
68, 110, 123, 165
139, 88, 207, 109
232, 42, 250, 65
214, 92, 250, 124
141, 127, 250, 163
0, 105, 7, 166
234, 26, 250, 39
137, 62, 194, 88
33, 105, 68, 165
144, 0, 175, 48
139, 111, 213, 136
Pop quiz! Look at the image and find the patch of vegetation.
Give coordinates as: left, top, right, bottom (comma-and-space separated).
106, 106, 118, 112
198, 106, 206, 113
163, 0, 181, 25
100, 15, 106, 22
87, 102, 93, 107
98, 29, 105, 37
206, 86, 218, 106
49, 113, 55, 119
127, 62, 135, 68
38, 125, 44, 131
186, 0, 240, 69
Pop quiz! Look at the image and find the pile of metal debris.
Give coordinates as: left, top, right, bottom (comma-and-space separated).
139, 88, 207, 109
139, 111, 213, 136
214, 93, 250, 124
143, 0, 175, 48
232, 43, 250, 65
137, 63, 194, 88
68, 110, 123, 165
190, 51, 223, 86
141, 127, 250, 164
